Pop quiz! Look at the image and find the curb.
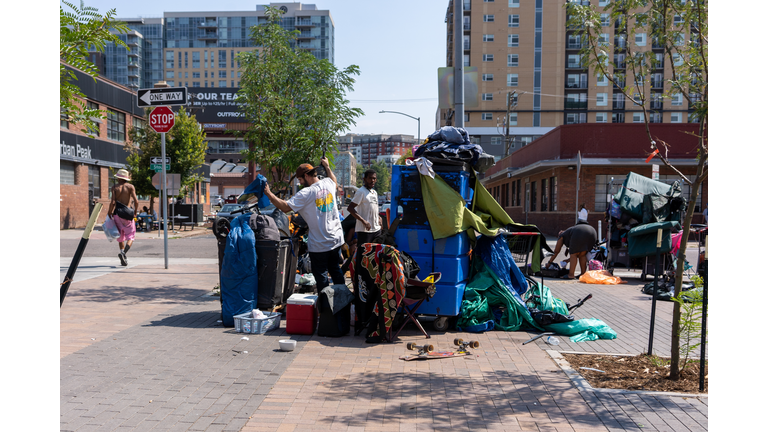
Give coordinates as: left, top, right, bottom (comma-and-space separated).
547, 350, 708, 398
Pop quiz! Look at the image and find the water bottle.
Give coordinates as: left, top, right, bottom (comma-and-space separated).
243, 320, 251, 333
545, 336, 560, 346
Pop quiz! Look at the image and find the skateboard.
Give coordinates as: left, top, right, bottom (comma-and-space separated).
399, 340, 480, 361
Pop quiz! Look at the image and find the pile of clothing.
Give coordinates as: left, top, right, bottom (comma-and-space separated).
414, 126, 496, 173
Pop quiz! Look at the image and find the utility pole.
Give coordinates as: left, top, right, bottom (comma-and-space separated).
504, 91, 517, 157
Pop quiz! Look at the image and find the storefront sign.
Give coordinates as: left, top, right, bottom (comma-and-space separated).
60, 131, 128, 166
188, 88, 247, 123
203, 123, 227, 129
60, 141, 92, 159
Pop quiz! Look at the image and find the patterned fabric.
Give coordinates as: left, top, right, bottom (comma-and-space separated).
350, 243, 406, 342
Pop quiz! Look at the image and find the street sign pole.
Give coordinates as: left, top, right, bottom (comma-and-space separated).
162, 132, 168, 269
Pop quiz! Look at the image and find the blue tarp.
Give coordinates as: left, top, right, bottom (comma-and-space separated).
220, 214, 259, 327
238, 174, 272, 208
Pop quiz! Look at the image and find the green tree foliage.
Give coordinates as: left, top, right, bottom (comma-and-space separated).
125, 108, 208, 211
60, 1, 129, 135
567, 0, 707, 380
237, 7, 364, 187
355, 164, 365, 188
394, 149, 414, 165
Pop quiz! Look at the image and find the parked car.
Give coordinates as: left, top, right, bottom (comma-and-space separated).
216, 203, 248, 221
224, 194, 239, 204
211, 195, 224, 207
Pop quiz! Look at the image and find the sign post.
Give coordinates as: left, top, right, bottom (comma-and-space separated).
148, 106, 176, 269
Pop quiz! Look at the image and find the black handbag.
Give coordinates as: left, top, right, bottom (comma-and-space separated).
114, 201, 135, 220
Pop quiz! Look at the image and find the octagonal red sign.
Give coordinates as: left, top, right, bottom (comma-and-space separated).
149, 106, 175, 133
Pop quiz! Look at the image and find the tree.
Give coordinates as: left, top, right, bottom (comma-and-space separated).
567, 0, 707, 380
237, 7, 363, 187
60, 1, 129, 135
394, 149, 414, 165
125, 107, 208, 212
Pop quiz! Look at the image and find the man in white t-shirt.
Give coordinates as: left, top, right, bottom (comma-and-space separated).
348, 169, 381, 248
264, 157, 345, 290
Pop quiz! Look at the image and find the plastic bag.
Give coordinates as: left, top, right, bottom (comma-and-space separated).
579, 270, 626, 285
544, 318, 618, 342
588, 260, 603, 271
103, 216, 119, 242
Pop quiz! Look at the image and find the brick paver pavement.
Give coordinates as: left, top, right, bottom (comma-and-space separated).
61, 263, 707, 431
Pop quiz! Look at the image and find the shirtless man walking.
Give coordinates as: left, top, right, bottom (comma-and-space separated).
108, 169, 139, 266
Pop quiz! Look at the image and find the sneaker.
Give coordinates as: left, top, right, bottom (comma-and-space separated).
118, 252, 127, 266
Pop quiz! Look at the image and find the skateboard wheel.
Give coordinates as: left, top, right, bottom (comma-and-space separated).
407, 342, 416, 350
470, 341, 480, 349
454, 338, 463, 346
426, 344, 434, 352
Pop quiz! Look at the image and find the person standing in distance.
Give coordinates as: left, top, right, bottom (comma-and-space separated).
263, 157, 345, 290
108, 169, 139, 266
347, 169, 381, 249
578, 203, 589, 222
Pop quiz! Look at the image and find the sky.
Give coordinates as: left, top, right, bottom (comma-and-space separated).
76, 0, 453, 139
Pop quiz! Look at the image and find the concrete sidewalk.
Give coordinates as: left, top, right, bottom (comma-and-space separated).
61, 261, 707, 431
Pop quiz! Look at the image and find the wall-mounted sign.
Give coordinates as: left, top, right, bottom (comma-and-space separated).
203, 123, 227, 129
187, 88, 247, 123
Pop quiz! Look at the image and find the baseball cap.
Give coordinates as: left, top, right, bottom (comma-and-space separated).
295, 163, 316, 179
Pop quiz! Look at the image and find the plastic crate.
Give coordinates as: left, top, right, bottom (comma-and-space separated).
407, 252, 470, 284
233, 311, 282, 334
411, 281, 467, 317
394, 227, 470, 256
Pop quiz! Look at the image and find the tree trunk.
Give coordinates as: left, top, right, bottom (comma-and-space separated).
669, 173, 707, 380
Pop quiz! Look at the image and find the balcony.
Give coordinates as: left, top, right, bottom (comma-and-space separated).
295, 19, 315, 27
565, 82, 588, 89
566, 62, 584, 69
567, 41, 582, 49
198, 21, 217, 28
198, 32, 218, 40
297, 31, 313, 39
612, 101, 625, 110
564, 101, 588, 109
651, 79, 664, 89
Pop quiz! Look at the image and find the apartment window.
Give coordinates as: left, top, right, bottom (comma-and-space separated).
508, 15, 519, 27
600, 14, 610, 27
483, 54, 494, 62
508, 112, 517, 126
484, 15, 495, 22
165, 51, 174, 69
491, 136, 503, 146
219, 70, 227, 78
633, 112, 644, 123
566, 113, 586, 124
464, 113, 470, 122
599, 33, 610, 46
204, 51, 208, 68
484, 0, 494, 2
219, 50, 226, 68
482, 74, 494, 81
483, 34, 495, 42
464, 54, 470, 66
635, 33, 647, 46
89, 165, 101, 198
670, 112, 683, 123
595, 112, 608, 123
192, 72, 200, 79
482, 93, 493, 101
674, 14, 684, 26
596, 74, 608, 86
596, 93, 608, 106
599, 0, 610, 5
482, 113, 493, 121
509, 0, 520, 7
507, 54, 518, 67
231, 50, 235, 68
204, 70, 209, 78
567, 54, 581, 68
671, 93, 683, 106
60, 161, 76, 185
464, 35, 470, 49
184, 52, 188, 68
134, 118, 145, 130
612, 112, 625, 123
673, 53, 684, 66
219, 80, 226, 87
192, 52, 200, 68
166, 71, 174, 79
507, 74, 518, 87
107, 110, 125, 142
508, 34, 519, 47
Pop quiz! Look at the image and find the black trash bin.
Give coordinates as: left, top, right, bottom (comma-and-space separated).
282, 237, 300, 304
254, 239, 292, 310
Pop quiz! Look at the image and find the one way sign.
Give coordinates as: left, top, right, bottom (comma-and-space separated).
137, 87, 188, 107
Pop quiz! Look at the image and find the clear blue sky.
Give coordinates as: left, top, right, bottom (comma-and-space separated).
73, 0, 451, 138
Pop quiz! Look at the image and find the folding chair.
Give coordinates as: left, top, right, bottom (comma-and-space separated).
393, 272, 441, 340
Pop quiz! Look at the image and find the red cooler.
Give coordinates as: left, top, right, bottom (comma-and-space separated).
286, 294, 318, 335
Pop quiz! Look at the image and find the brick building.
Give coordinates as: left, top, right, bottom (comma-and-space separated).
60, 65, 210, 229
481, 123, 707, 237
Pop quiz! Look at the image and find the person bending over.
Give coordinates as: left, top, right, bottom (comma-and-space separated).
546, 220, 597, 279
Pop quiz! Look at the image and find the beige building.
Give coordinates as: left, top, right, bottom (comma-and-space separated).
441, 0, 698, 158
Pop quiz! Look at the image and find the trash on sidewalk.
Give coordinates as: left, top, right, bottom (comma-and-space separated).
579, 270, 626, 285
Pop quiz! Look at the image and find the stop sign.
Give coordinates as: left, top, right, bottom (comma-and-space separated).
149, 106, 175, 133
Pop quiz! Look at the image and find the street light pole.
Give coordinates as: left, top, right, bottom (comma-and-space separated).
379, 110, 421, 144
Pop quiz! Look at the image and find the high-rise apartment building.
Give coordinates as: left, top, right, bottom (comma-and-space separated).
337, 133, 417, 166
98, 3, 334, 90
441, 0, 698, 158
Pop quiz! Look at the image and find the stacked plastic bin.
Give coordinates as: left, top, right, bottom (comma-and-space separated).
390, 163, 473, 317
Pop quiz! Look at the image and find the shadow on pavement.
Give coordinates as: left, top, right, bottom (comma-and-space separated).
66, 284, 212, 304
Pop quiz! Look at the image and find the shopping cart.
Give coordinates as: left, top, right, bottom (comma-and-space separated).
504, 232, 539, 275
